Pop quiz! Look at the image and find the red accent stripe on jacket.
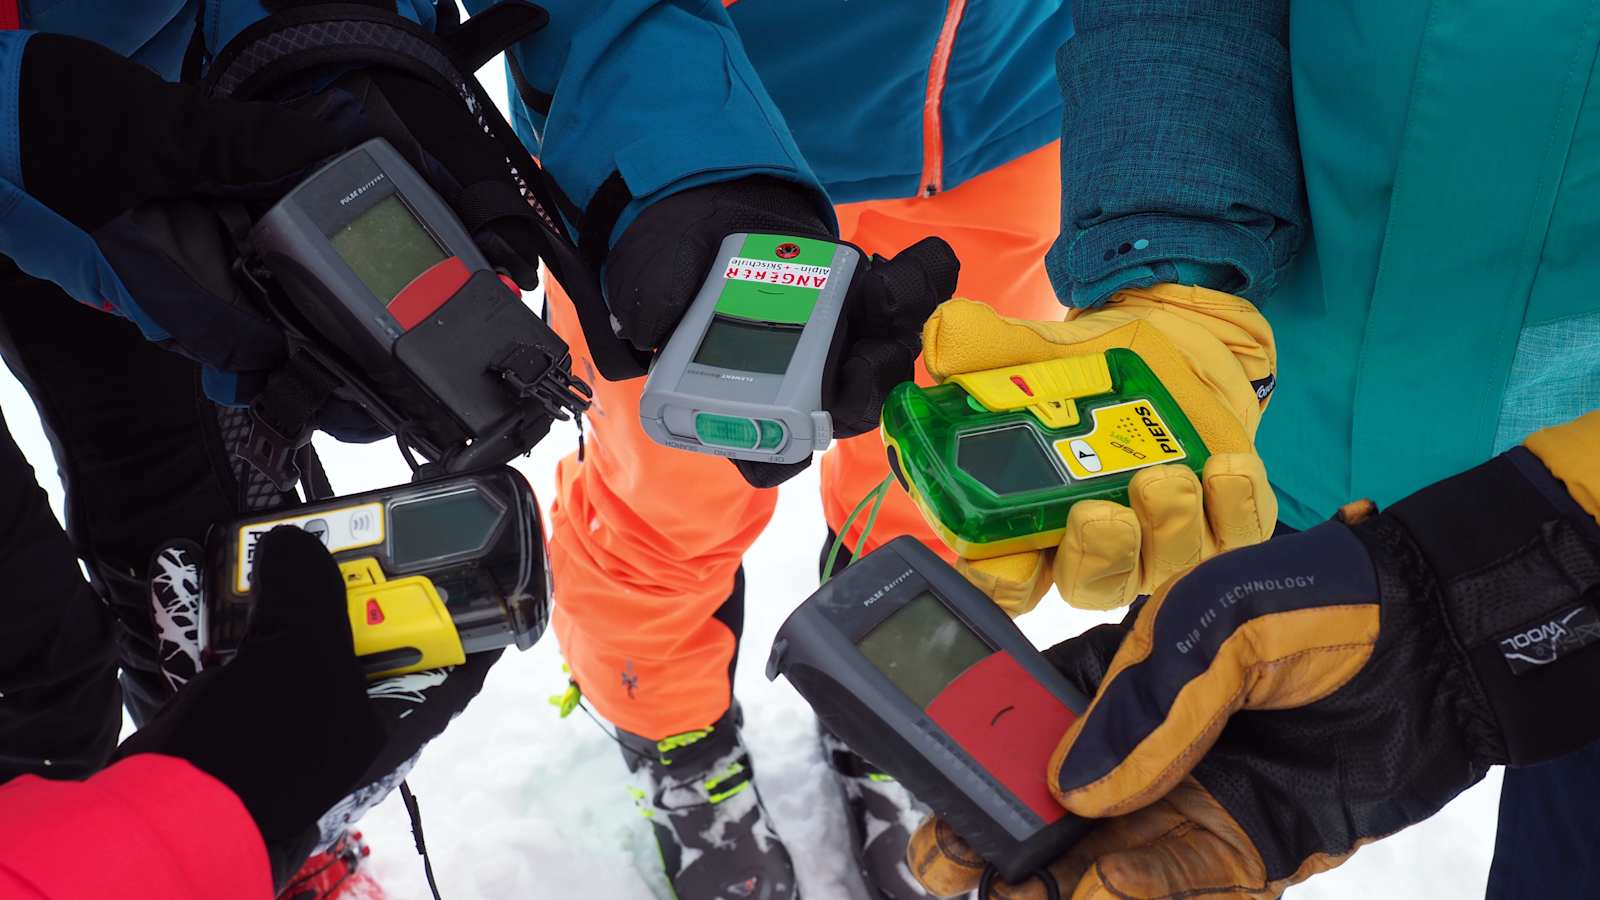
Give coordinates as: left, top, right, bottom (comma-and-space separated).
920, 0, 969, 197
0, 0, 20, 30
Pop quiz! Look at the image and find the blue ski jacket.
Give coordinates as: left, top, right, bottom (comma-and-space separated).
0, 0, 822, 312
493, 1, 1074, 215
724, 0, 1072, 205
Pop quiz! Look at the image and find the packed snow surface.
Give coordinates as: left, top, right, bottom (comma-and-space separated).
0, 32, 1504, 897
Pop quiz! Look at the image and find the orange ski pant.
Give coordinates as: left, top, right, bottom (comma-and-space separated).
546, 142, 1063, 739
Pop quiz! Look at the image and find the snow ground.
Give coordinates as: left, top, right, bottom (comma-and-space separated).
0, 32, 1505, 898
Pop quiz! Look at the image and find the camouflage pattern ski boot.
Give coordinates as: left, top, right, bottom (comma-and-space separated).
820, 727, 934, 900
621, 706, 798, 900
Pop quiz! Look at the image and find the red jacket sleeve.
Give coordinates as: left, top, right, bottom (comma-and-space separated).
0, 754, 272, 900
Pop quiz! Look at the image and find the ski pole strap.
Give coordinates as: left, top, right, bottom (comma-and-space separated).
399, 780, 445, 900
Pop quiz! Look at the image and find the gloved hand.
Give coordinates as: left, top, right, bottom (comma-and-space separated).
920, 286, 1276, 613
15, 34, 363, 413
143, 524, 504, 885
605, 176, 959, 487
119, 528, 384, 875
286, 65, 548, 293
909, 412, 1600, 899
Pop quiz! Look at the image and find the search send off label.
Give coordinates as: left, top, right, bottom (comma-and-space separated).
235, 502, 386, 593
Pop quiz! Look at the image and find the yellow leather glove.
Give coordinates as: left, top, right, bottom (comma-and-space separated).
907, 411, 1600, 899
920, 285, 1277, 612
1525, 410, 1600, 522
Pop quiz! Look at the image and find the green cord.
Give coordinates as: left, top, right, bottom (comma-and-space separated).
854, 480, 889, 561
822, 474, 894, 583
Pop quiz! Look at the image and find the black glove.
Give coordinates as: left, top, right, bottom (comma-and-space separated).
145, 527, 505, 882
285, 65, 546, 292
17, 34, 364, 414
605, 177, 959, 487
912, 446, 1600, 899
119, 527, 384, 882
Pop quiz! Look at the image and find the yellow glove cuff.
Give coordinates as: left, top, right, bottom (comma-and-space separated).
1525, 410, 1600, 525
1106, 284, 1278, 422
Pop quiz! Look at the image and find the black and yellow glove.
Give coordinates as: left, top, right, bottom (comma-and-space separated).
910, 411, 1600, 899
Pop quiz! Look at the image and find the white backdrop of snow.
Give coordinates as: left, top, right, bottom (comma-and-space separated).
0, 33, 1505, 898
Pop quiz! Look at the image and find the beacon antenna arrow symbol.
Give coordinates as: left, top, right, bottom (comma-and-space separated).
1069, 439, 1103, 473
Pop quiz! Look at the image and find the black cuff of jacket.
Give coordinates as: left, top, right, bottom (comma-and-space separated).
1387, 449, 1600, 766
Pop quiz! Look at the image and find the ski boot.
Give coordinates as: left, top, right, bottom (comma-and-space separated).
280, 830, 384, 900
820, 728, 934, 900
621, 706, 798, 900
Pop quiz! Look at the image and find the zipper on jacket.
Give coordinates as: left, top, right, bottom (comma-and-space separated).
920, 0, 969, 197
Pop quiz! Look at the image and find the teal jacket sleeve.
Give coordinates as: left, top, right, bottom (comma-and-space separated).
1049, 0, 1303, 308
467, 0, 830, 250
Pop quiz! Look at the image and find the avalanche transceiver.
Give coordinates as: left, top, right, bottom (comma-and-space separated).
248, 137, 590, 487
202, 468, 548, 679
881, 349, 1209, 559
640, 233, 860, 465
768, 536, 1093, 881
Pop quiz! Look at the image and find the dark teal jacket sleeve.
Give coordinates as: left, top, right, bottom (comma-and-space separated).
467, 0, 829, 249
1048, 0, 1303, 308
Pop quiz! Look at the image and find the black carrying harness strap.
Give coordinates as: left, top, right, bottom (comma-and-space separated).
210, 193, 347, 492
499, 53, 635, 293
577, 170, 634, 274
235, 350, 339, 492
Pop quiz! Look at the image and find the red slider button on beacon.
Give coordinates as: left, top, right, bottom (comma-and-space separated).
926, 652, 1079, 822
387, 257, 473, 330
